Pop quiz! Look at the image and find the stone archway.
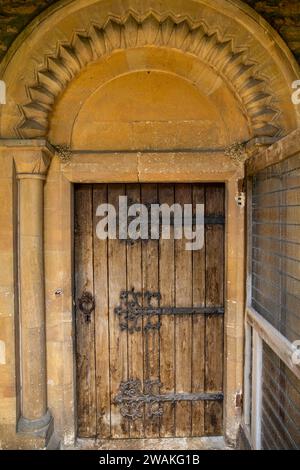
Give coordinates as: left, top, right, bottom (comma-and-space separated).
0, 0, 299, 449
1, 0, 300, 140
16, 10, 282, 140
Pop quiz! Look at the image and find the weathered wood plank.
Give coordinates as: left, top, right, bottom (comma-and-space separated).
75, 184, 96, 437
175, 184, 193, 437
93, 184, 111, 438
141, 184, 160, 438
159, 184, 175, 437
108, 184, 129, 438
192, 184, 205, 436
204, 184, 224, 436
126, 184, 144, 438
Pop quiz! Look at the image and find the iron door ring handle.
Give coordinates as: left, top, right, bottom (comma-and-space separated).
78, 291, 95, 323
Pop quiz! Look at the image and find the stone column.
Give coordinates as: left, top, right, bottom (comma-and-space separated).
13, 141, 54, 438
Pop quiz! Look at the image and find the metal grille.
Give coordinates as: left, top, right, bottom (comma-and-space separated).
252, 153, 300, 342
262, 343, 300, 449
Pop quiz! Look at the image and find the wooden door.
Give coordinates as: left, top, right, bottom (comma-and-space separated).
74, 183, 224, 439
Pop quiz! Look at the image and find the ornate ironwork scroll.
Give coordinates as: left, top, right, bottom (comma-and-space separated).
114, 289, 161, 333
114, 378, 223, 421
114, 379, 144, 421
114, 379, 163, 421
114, 288, 224, 333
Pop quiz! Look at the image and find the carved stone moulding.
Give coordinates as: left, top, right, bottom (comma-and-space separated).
0, 138, 54, 177
17, 10, 281, 140
225, 142, 248, 166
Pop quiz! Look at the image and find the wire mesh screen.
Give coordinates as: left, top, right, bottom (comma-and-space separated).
262, 343, 300, 449
252, 153, 300, 343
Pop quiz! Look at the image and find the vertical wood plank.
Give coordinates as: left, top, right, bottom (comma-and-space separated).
75, 184, 96, 437
141, 184, 160, 438
108, 184, 129, 438
93, 184, 111, 438
191, 184, 205, 436
126, 184, 144, 438
175, 184, 193, 437
205, 184, 224, 436
159, 184, 175, 437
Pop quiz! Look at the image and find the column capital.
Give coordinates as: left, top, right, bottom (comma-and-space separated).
0, 139, 55, 179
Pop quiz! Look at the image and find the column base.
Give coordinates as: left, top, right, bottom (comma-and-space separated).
17, 409, 54, 447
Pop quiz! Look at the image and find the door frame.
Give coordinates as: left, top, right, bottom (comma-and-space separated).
44, 150, 245, 446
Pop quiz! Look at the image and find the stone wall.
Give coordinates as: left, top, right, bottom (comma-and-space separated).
0, 0, 300, 64
246, 0, 300, 63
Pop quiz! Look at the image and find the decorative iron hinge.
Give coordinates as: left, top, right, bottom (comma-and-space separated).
114, 379, 163, 421
114, 289, 161, 333
114, 378, 224, 421
114, 288, 224, 333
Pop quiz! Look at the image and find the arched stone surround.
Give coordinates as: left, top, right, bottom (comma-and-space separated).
17, 11, 284, 139
0, 0, 299, 449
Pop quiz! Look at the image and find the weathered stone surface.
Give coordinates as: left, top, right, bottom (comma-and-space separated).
0, 1, 57, 57
0, 1, 299, 64
246, 0, 300, 63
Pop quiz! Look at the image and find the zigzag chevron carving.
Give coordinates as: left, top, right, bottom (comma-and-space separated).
17, 10, 281, 138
